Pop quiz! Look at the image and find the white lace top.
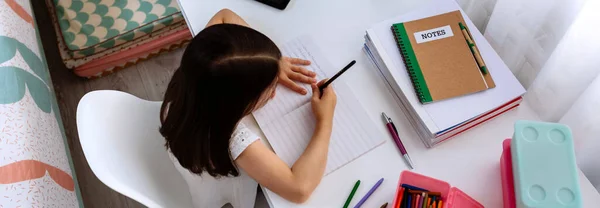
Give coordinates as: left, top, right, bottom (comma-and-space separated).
230, 122, 260, 160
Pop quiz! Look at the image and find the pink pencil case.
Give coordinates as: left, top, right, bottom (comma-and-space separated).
392, 171, 484, 208
500, 139, 517, 208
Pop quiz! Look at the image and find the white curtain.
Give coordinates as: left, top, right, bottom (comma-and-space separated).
458, 0, 600, 191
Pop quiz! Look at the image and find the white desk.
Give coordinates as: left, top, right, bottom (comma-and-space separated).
177, 0, 600, 207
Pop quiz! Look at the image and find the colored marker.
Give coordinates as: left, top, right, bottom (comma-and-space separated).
393, 187, 404, 208
343, 180, 361, 208
401, 184, 428, 191
354, 178, 384, 208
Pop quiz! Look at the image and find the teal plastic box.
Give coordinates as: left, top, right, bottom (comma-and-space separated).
511, 120, 582, 208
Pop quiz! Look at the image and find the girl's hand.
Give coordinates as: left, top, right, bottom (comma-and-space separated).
278, 57, 317, 95
311, 80, 337, 125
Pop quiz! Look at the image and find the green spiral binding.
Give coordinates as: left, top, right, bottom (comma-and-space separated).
391, 23, 433, 103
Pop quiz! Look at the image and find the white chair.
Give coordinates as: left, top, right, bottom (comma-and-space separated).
76, 90, 194, 208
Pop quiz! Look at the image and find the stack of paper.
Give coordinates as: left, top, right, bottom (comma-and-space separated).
363, 1, 525, 147
254, 36, 385, 174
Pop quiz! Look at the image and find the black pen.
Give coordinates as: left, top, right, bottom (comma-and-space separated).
319, 60, 356, 94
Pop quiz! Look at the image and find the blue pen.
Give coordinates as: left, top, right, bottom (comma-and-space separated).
353, 178, 384, 208
407, 194, 412, 208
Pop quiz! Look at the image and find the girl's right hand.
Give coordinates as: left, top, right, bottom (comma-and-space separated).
311, 80, 337, 125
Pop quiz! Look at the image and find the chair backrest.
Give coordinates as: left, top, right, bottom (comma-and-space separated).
77, 90, 193, 208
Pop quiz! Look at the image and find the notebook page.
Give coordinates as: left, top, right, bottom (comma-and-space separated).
262, 81, 385, 174
253, 36, 333, 127
261, 104, 315, 168
255, 36, 385, 174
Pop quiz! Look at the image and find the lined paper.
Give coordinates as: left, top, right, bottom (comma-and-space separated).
253, 36, 330, 126
254, 36, 385, 175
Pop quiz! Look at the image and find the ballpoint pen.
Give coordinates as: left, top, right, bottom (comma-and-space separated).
382, 112, 414, 169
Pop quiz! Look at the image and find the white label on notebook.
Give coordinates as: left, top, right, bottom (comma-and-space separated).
414, 25, 454, 44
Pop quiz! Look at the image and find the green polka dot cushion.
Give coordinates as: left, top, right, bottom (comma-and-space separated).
50, 0, 185, 58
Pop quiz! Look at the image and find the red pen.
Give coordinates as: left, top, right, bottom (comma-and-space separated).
382, 112, 414, 169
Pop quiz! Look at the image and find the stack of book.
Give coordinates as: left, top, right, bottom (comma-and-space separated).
363, 1, 525, 147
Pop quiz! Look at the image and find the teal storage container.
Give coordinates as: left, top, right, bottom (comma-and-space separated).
511, 120, 582, 208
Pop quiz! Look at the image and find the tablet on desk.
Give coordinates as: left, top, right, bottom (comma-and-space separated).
255, 0, 291, 10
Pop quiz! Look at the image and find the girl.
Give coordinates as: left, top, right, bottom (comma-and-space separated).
160, 9, 337, 207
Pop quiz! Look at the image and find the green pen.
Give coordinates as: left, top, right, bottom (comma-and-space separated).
343, 180, 361, 208
459, 22, 488, 75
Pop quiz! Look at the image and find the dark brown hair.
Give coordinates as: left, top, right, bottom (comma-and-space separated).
160, 24, 281, 177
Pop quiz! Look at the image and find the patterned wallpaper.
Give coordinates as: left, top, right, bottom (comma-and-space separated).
0, 0, 81, 207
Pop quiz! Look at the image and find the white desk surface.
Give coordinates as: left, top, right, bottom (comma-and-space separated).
178, 0, 600, 207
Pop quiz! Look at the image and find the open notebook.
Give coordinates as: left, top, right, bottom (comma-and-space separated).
253, 36, 385, 175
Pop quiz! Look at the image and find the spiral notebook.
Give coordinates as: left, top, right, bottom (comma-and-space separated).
391, 10, 495, 104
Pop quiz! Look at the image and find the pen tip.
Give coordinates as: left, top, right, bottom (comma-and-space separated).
381, 113, 391, 123
404, 155, 415, 169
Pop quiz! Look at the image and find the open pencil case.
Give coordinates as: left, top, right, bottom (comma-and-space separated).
392, 171, 484, 208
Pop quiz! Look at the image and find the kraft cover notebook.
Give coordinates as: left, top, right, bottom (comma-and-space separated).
392, 10, 495, 104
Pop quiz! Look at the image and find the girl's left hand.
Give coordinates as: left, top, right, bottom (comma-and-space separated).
278, 57, 317, 95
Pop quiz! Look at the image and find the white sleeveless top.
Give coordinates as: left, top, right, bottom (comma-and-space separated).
168, 121, 261, 208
